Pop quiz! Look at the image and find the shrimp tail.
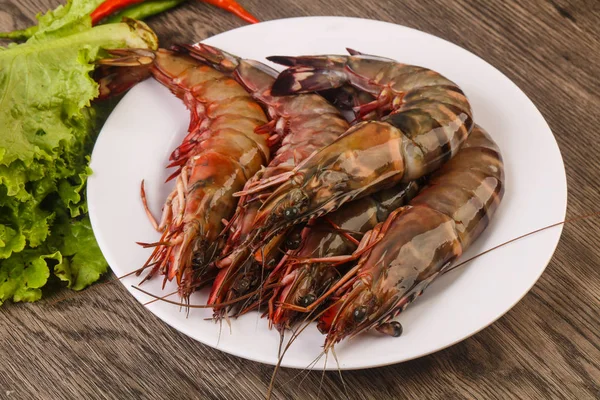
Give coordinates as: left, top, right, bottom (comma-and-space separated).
270, 66, 348, 96
180, 43, 280, 99
95, 49, 156, 99
267, 55, 351, 95
173, 43, 240, 73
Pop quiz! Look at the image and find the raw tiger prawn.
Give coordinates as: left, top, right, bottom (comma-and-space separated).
232, 49, 474, 260
97, 47, 269, 300
277, 125, 505, 347
165, 43, 354, 315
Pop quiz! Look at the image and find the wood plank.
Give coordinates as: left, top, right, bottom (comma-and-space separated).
1, 0, 599, 399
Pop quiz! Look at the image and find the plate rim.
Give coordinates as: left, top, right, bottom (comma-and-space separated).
88, 15, 568, 370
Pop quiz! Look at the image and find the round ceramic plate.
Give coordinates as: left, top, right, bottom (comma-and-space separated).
88, 17, 567, 370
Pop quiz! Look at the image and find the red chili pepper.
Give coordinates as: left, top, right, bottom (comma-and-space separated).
201, 0, 259, 24
91, 0, 259, 26
91, 0, 146, 25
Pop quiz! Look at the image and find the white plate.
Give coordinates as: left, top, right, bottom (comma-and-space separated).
88, 16, 567, 370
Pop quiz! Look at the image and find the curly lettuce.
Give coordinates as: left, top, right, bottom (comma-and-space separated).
0, 0, 104, 42
0, 2, 158, 305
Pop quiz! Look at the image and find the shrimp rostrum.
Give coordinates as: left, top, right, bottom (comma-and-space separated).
304, 125, 505, 347
238, 49, 474, 252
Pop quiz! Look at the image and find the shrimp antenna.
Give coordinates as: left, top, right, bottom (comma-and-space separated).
283, 351, 326, 388
277, 330, 285, 358
330, 211, 600, 345
117, 260, 159, 280
131, 283, 282, 308
255, 245, 267, 330
266, 300, 343, 399
444, 211, 600, 275
331, 346, 350, 400
217, 317, 223, 347
143, 290, 178, 306
317, 351, 329, 399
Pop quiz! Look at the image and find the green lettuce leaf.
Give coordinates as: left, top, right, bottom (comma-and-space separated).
32, 0, 105, 41
50, 213, 107, 291
0, 2, 158, 305
0, 249, 61, 305
0, 172, 56, 254
0, 225, 26, 260
0, 20, 158, 168
0, 0, 106, 42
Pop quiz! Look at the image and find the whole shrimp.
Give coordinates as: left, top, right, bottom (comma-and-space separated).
98, 48, 269, 298
174, 44, 352, 313
236, 49, 474, 255
268, 180, 423, 331
296, 125, 505, 347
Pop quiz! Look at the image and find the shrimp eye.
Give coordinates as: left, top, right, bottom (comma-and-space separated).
353, 305, 368, 323
299, 293, 316, 307
285, 236, 302, 250
284, 207, 299, 220
234, 276, 251, 293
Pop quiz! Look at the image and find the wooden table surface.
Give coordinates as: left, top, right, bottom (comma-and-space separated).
1, 0, 599, 399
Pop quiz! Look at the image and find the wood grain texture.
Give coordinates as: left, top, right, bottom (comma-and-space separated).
1, 0, 599, 399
